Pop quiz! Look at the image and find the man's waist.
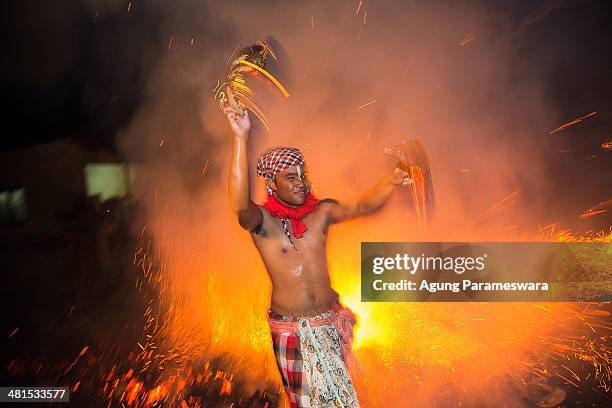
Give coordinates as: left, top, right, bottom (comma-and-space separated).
268, 298, 342, 322
269, 285, 338, 315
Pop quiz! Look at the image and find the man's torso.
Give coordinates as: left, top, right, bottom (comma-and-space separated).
251, 202, 339, 317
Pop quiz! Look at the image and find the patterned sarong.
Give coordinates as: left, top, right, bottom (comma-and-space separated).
268, 301, 360, 408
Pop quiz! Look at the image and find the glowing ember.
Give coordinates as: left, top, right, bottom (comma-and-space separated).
5, 205, 609, 407
357, 99, 377, 110
549, 111, 597, 134
69, 207, 606, 407
580, 198, 612, 220
460, 34, 476, 46
481, 190, 520, 219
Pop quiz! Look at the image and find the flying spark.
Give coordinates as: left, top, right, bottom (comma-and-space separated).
482, 190, 520, 217
356, 0, 363, 15
549, 111, 597, 134
358, 99, 377, 110
460, 34, 476, 46
580, 198, 612, 219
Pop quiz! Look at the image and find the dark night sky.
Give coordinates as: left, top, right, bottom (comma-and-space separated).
1, 0, 611, 155
1, 1, 161, 149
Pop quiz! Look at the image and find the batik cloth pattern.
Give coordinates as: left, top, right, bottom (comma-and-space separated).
268, 302, 360, 408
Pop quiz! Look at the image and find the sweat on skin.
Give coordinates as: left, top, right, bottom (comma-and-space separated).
220, 89, 414, 408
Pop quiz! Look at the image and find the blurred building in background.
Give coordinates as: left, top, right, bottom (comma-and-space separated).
0, 139, 135, 240
1, 139, 139, 340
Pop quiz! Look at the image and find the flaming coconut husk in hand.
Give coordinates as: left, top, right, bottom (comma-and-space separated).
216, 39, 289, 130
384, 140, 436, 230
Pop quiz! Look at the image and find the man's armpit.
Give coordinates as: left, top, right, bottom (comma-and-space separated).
319, 198, 339, 205
251, 221, 266, 236
250, 205, 270, 237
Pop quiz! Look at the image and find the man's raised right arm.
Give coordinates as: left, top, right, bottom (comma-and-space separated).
220, 92, 263, 231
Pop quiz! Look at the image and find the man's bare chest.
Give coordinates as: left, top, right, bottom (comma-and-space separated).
253, 208, 329, 252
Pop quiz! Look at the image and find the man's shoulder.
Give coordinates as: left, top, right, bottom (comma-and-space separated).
318, 198, 339, 206
256, 203, 275, 220
315, 198, 339, 225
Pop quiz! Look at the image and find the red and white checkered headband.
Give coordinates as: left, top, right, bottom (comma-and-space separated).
256, 147, 305, 180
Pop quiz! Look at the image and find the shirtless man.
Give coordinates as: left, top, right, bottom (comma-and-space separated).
221, 93, 412, 407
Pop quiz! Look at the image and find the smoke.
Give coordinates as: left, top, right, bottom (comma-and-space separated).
113, 0, 574, 268
97, 0, 608, 404
116, 0, 563, 229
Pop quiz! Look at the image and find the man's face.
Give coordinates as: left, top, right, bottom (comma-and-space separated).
271, 165, 310, 206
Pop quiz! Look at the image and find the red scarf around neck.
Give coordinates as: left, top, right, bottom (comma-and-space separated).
263, 193, 320, 239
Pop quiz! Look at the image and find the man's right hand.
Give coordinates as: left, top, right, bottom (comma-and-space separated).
220, 88, 251, 139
